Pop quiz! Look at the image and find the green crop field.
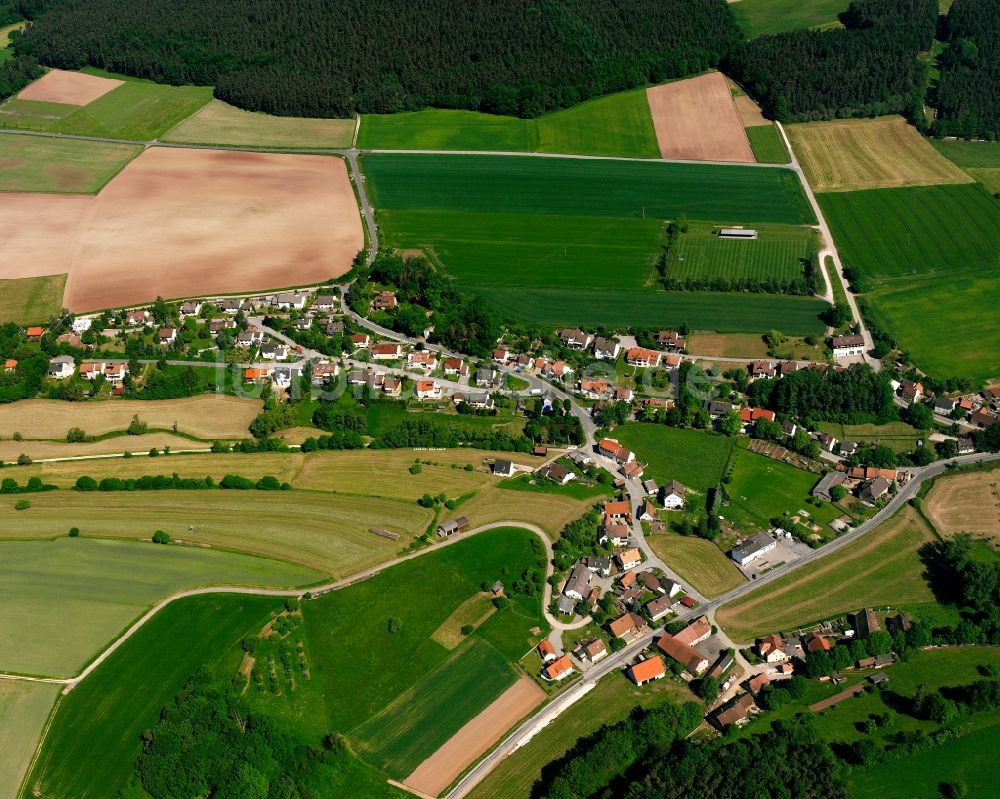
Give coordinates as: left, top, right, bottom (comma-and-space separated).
0, 489, 432, 576
0, 274, 65, 325
670, 223, 816, 282
717, 506, 936, 639
352, 639, 515, 779
865, 272, 1000, 380
724, 444, 849, 538
730, 0, 847, 37
930, 138, 1000, 168
301, 527, 546, 733
26, 594, 281, 799
0, 537, 323, 678
646, 532, 746, 597
612, 424, 733, 494
0, 134, 140, 193
358, 88, 659, 158
969, 168, 1000, 194
745, 124, 790, 164
365, 154, 815, 224
819, 183, 1000, 283
0, 681, 59, 799
1, 70, 211, 140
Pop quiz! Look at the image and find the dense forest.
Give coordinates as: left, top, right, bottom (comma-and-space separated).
932, 0, 1000, 139
8, 0, 741, 118
724, 0, 937, 123
748, 364, 898, 425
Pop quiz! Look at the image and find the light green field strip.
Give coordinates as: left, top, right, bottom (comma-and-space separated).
0, 537, 324, 677
730, 0, 847, 38
0, 274, 66, 325
745, 123, 791, 164
0, 134, 141, 193
0, 680, 59, 799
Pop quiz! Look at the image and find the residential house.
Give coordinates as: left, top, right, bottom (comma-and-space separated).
179, 301, 202, 317
567, 450, 594, 468
244, 367, 270, 382
311, 361, 340, 384
558, 328, 593, 350
621, 460, 644, 480
157, 327, 177, 346
615, 386, 635, 403
662, 353, 683, 371
563, 563, 592, 601
898, 379, 924, 402
71, 317, 92, 334
78, 362, 104, 380
274, 291, 309, 310
747, 673, 770, 694
617, 548, 642, 571
350, 333, 371, 349
712, 693, 757, 728
415, 379, 441, 400
593, 336, 620, 360
599, 521, 631, 547
582, 555, 611, 577
4, 359, 16, 373
542, 360, 572, 380
640, 397, 674, 412
839, 440, 859, 457
407, 351, 438, 371
382, 377, 402, 397
646, 595, 674, 622
475, 367, 497, 387
957, 438, 975, 454
860, 476, 891, 506
781, 420, 798, 437
757, 634, 788, 663
103, 362, 128, 383
492, 347, 509, 363
626, 347, 661, 368
778, 361, 800, 378
293, 317, 312, 331
25, 326, 45, 342
660, 480, 686, 510
47, 355, 75, 380
657, 330, 685, 351
371, 291, 398, 311
603, 499, 632, 522
638, 501, 658, 521
237, 327, 264, 347
970, 408, 997, 429
209, 318, 237, 335
313, 295, 336, 312
542, 654, 574, 682
831, 334, 866, 358
437, 517, 470, 537
628, 656, 666, 686
539, 463, 575, 484
492, 459, 516, 478
272, 367, 301, 390
748, 360, 777, 380
125, 309, 153, 327
579, 378, 611, 399
260, 343, 289, 361
455, 391, 494, 410
221, 298, 245, 314
443, 358, 468, 377
852, 608, 880, 638
886, 612, 912, 636
619, 570, 636, 589
805, 633, 832, 654
706, 400, 735, 420
657, 635, 709, 676
933, 397, 958, 415
609, 612, 649, 643
598, 438, 634, 464
729, 532, 776, 566
660, 579, 682, 598
740, 407, 776, 428
371, 343, 402, 361
674, 615, 712, 647
580, 639, 607, 664
556, 595, 577, 615
537, 640, 557, 664
811, 471, 847, 502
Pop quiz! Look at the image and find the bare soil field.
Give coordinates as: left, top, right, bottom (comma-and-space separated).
924, 469, 1000, 543
0, 396, 261, 440
404, 677, 545, 797
646, 72, 755, 163
0, 432, 198, 463
687, 332, 769, 358
0, 147, 363, 312
787, 116, 974, 192
17, 68, 122, 105
734, 94, 770, 127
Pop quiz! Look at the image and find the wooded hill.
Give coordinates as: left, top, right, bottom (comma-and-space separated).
8, 0, 741, 118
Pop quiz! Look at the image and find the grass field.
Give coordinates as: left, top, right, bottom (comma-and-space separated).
463, 284, 827, 334
724, 444, 850, 538
0, 489, 431, 575
716, 506, 936, 640
924, 466, 1000, 544
745, 124, 790, 164
352, 639, 515, 779
820, 183, 1000, 282
788, 117, 972, 192
2, 69, 211, 140
930, 138, 1000, 168
646, 531, 746, 597
815, 420, 923, 454
0, 395, 261, 440
468, 672, 696, 799
0, 432, 200, 462
456, 482, 602, 539
0, 273, 65, 325
25, 594, 281, 799
670, 223, 816, 282
0, 537, 323, 677
357, 88, 659, 158
865, 272, 1000, 380
162, 98, 355, 147
688, 332, 770, 358
969, 168, 1000, 194
0, 681, 58, 799
612, 424, 733, 494
0, 135, 140, 193
730, 0, 847, 37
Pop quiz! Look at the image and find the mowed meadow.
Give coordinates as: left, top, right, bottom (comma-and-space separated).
365, 153, 826, 333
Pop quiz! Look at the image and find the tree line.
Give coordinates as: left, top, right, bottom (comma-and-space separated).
9, 0, 741, 118
748, 364, 898, 425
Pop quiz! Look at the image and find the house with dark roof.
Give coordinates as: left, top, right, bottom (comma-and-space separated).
730, 532, 776, 566
712, 693, 757, 729
812, 471, 847, 502
852, 608, 880, 638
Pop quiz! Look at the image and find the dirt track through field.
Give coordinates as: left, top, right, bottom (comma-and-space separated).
16, 69, 122, 105
646, 72, 755, 163
0, 147, 363, 312
924, 470, 1000, 542
403, 676, 545, 797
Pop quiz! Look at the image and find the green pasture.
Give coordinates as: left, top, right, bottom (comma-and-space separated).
815, 421, 924, 454
0, 681, 59, 799
475, 285, 828, 334
352, 639, 515, 779
969, 168, 1000, 195
930, 138, 1000, 168
0, 537, 323, 678
819, 183, 1000, 283
865, 272, 1000, 380
1, 69, 211, 140
612, 424, 733, 494
745, 124, 791, 164
0, 274, 65, 325
725, 444, 848, 536
358, 88, 659, 158
731, 0, 848, 38
0, 134, 139, 193
26, 594, 281, 799
301, 527, 546, 732
671, 223, 816, 282
364, 154, 815, 224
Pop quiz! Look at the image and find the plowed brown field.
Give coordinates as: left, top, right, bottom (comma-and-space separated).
17, 69, 122, 105
924, 469, 1000, 543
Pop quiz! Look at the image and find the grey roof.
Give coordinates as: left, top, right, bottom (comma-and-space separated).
49, 355, 74, 365
556, 595, 576, 614
832, 334, 865, 348
811, 471, 847, 499
730, 531, 774, 562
